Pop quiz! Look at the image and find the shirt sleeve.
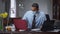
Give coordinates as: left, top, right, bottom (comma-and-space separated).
42, 12, 46, 21
22, 11, 28, 20
40, 12, 47, 25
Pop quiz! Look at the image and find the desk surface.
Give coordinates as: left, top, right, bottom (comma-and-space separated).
0, 29, 60, 34
0, 31, 60, 34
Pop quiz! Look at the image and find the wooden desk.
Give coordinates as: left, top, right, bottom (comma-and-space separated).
0, 31, 59, 34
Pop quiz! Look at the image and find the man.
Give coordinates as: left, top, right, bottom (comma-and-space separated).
22, 3, 46, 29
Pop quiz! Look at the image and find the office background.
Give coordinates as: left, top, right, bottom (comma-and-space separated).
0, 0, 53, 19
16, 0, 52, 19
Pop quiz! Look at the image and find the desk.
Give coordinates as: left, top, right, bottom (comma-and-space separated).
0, 29, 60, 34
0, 31, 59, 34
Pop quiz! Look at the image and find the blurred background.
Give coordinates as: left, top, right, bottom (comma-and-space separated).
0, 0, 60, 32
0, 0, 60, 20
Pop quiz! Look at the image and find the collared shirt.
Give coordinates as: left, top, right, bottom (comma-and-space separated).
22, 10, 46, 29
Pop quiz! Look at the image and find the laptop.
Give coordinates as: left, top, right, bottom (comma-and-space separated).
13, 18, 28, 31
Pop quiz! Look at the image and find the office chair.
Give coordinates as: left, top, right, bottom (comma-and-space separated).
41, 14, 55, 31
45, 14, 50, 21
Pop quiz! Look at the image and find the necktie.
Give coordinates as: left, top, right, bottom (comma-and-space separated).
32, 14, 36, 29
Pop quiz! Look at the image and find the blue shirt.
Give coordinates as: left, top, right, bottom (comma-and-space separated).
22, 10, 46, 29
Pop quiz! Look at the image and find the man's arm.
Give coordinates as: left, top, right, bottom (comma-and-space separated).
22, 12, 28, 20
22, 11, 29, 24
41, 12, 46, 25
39, 12, 46, 29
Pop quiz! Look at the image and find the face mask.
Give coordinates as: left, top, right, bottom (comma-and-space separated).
33, 11, 36, 14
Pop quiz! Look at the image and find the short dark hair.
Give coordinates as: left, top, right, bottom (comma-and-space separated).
32, 3, 39, 8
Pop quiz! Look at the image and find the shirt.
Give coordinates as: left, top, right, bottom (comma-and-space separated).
22, 10, 46, 29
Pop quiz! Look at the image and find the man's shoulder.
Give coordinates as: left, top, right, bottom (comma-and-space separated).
26, 10, 32, 12
39, 10, 45, 14
25, 10, 32, 14
40, 11, 44, 13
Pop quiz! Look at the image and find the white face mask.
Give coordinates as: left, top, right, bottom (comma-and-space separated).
33, 11, 39, 14
33, 11, 36, 15
33, 11, 39, 17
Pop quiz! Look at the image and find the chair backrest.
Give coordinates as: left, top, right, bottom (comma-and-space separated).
41, 14, 54, 31
13, 18, 28, 31
45, 14, 50, 21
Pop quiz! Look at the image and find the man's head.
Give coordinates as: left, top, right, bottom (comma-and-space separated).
31, 3, 39, 11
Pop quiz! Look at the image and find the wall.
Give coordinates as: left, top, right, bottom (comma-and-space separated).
16, 0, 53, 19
47, 0, 53, 19
0, 0, 5, 13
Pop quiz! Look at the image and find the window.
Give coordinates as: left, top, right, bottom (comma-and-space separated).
10, 0, 16, 18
